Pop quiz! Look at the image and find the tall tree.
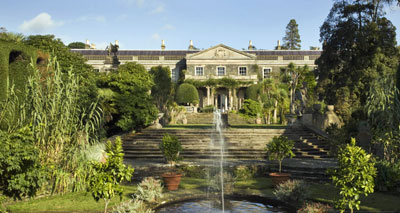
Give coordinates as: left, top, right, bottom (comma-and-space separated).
282, 19, 301, 50
316, 0, 399, 122
149, 66, 172, 112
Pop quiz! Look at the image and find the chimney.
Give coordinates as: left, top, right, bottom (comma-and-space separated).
161, 40, 165, 50
90, 43, 96, 49
85, 39, 90, 49
188, 40, 194, 50
248, 40, 254, 50
277, 40, 281, 50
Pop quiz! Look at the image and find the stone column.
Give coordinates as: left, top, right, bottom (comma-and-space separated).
224, 94, 228, 111
228, 89, 232, 110
207, 87, 210, 106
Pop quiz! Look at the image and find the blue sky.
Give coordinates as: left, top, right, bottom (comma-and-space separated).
1, 0, 399, 50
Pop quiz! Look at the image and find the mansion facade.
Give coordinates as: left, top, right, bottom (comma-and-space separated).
72, 42, 321, 111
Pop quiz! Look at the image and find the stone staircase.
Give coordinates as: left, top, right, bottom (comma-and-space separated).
122, 127, 331, 161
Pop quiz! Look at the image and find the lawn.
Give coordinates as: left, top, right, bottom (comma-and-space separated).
5, 178, 400, 212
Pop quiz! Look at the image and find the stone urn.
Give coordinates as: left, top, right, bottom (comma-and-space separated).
327, 105, 334, 112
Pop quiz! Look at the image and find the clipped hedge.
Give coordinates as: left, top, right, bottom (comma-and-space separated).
176, 83, 199, 105
0, 41, 38, 101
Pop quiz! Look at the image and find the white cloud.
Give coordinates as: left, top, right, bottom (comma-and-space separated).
76, 15, 106, 23
151, 33, 161, 41
150, 4, 165, 14
162, 24, 174, 30
20, 12, 63, 33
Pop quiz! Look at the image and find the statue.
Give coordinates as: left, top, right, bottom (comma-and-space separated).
295, 82, 308, 116
105, 42, 120, 67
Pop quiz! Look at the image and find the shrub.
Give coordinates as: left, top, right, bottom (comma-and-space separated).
111, 199, 154, 213
239, 99, 262, 118
209, 172, 235, 194
234, 165, 255, 181
330, 138, 376, 213
298, 202, 333, 213
159, 133, 182, 165
176, 83, 199, 105
245, 84, 260, 101
89, 137, 134, 213
179, 165, 207, 178
199, 105, 214, 113
325, 124, 349, 156
273, 180, 308, 204
266, 136, 295, 173
135, 177, 163, 203
374, 160, 400, 192
0, 126, 44, 200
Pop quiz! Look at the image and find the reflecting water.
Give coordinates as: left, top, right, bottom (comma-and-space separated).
157, 199, 287, 213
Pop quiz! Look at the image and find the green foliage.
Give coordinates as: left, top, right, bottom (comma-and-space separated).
199, 105, 214, 113
0, 40, 37, 102
0, 29, 25, 43
67, 42, 86, 49
298, 202, 333, 213
265, 136, 295, 173
184, 78, 252, 89
374, 160, 400, 192
159, 133, 183, 165
178, 165, 207, 178
176, 83, 199, 105
0, 126, 44, 200
325, 124, 350, 156
330, 138, 376, 213
111, 199, 154, 213
209, 172, 235, 194
135, 177, 163, 203
239, 99, 262, 118
150, 66, 172, 112
282, 19, 301, 50
316, 1, 399, 123
233, 165, 255, 181
245, 84, 260, 101
273, 180, 308, 205
107, 62, 158, 131
89, 137, 134, 213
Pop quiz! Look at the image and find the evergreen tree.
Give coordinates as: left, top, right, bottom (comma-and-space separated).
316, 0, 399, 122
282, 19, 301, 50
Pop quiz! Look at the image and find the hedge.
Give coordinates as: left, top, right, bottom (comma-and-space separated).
0, 41, 38, 101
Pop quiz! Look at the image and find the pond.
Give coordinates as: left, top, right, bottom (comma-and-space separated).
156, 198, 289, 213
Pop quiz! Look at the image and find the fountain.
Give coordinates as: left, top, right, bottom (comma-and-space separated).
213, 109, 225, 212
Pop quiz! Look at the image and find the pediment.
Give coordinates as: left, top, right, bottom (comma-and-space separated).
186, 44, 256, 60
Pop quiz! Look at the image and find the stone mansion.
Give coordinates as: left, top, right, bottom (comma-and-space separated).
72, 40, 321, 111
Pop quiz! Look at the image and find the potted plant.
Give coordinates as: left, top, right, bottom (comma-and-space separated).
266, 135, 295, 186
159, 133, 183, 190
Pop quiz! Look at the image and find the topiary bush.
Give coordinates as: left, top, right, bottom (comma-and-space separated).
273, 179, 308, 205
266, 136, 295, 173
176, 83, 199, 105
159, 133, 183, 165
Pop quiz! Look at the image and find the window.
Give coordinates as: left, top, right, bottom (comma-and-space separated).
217, 66, 225, 76
263, 68, 272, 79
238, 67, 247, 76
195, 66, 204, 76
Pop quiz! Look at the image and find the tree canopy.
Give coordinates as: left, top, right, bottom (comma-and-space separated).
150, 66, 172, 112
282, 19, 301, 50
316, 0, 399, 122
67, 41, 86, 49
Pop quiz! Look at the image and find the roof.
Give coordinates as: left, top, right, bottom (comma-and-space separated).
71, 48, 322, 56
